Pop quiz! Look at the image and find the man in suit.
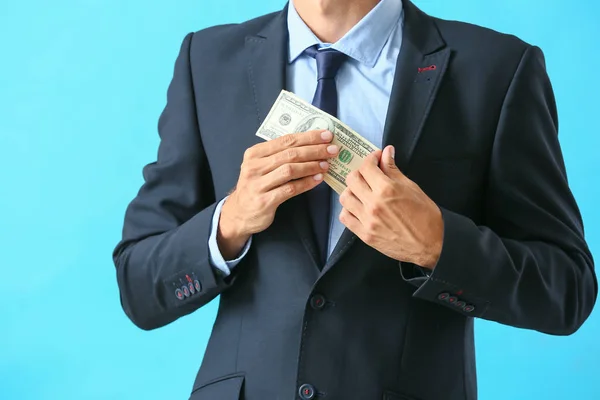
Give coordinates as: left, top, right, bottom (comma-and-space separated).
113, 0, 597, 399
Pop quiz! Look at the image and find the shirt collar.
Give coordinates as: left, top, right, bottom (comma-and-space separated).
287, 0, 403, 68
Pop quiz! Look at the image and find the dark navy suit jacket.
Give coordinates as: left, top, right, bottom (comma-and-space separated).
113, 1, 597, 399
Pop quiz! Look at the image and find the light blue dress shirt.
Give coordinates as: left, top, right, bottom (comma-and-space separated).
208, 0, 404, 275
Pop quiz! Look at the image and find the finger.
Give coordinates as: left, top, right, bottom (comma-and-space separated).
264, 143, 339, 173
270, 173, 325, 205
339, 207, 363, 233
345, 169, 372, 202
261, 161, 330, 191
246, 130, 334, 159
339, 188, 365, 221
359, 150, 391, 188
366, 149, 382, 164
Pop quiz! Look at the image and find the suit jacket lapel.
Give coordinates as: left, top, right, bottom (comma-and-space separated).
320, 0, 450, 277
381, 0, 450, 170
245, 5, 322, 271
245, 7, 288, 128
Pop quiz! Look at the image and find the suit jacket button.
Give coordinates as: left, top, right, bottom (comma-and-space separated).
194, 280, 201, 292
464, 304, 475, 313
181, 285, 190, 297
447, 296, 457, 304
298, 383, 316, 399
175, 289, 184, 300
188, 282, 196, 295
310, 294, 326, 310
438, 292, 450, 301
456, 300, 466, 309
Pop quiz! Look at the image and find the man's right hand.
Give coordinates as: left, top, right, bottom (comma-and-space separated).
217, 130, 339, 260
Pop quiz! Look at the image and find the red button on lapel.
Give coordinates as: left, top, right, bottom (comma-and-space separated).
418, 64, 437, 73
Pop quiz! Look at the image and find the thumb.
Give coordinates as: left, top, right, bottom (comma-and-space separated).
380, 145, 398, 174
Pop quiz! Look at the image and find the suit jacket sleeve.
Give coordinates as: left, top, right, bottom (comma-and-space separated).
401, 45, 597, 335
113, 32, 241, 330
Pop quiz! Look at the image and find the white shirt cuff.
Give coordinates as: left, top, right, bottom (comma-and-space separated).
208, 196, 252, 276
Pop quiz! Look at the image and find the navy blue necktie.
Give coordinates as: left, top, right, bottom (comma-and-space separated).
304, 46, 347, 265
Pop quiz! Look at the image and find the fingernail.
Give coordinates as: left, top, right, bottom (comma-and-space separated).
313, 173, 323, 181
321, 130, 333, 141
390, 146, 395, 159
319, 161, 329, 170
327, 145, 339, 154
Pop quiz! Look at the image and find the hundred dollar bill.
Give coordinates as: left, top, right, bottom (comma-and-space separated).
256, 90, 380, 194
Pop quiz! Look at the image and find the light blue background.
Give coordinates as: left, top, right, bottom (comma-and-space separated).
0, 0, 598, 399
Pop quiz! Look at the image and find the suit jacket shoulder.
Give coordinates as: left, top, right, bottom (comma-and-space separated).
433, 16, 533, 76
189, 11, 281, 60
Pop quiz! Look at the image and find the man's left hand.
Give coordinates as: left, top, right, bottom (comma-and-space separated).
339, 145, 444, 269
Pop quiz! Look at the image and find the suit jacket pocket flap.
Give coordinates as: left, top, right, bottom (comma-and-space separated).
384, 390, 421, 400
190, 374, 245, 400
